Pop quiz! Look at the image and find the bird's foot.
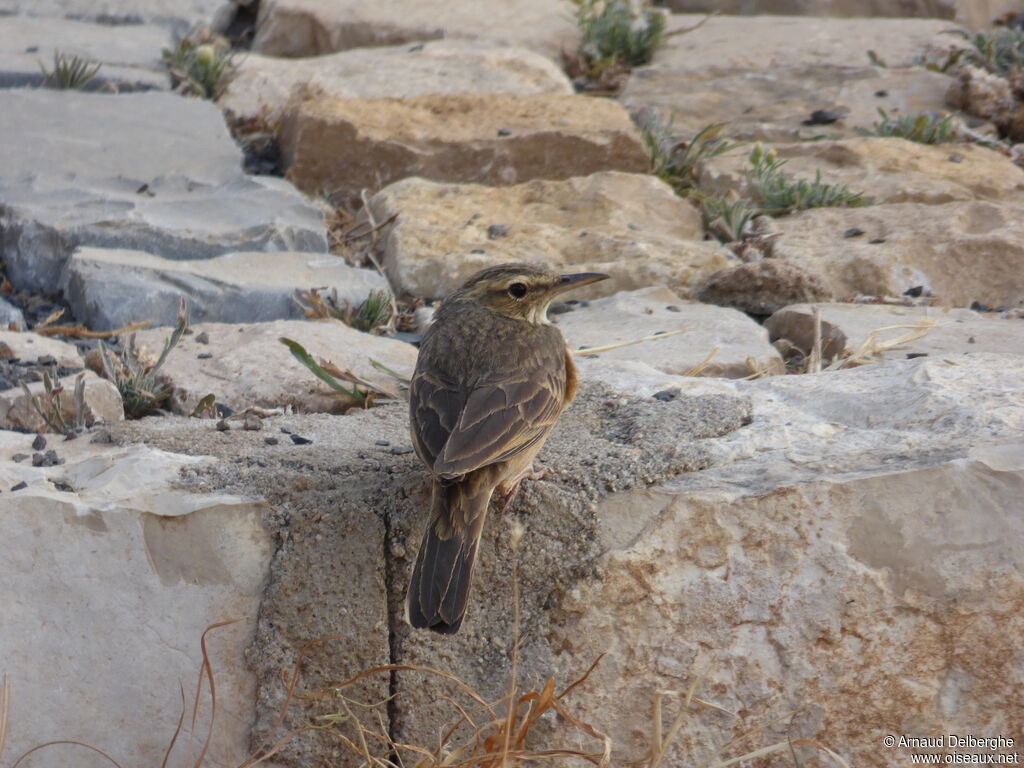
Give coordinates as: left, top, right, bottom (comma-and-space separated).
495, 464, 550, 522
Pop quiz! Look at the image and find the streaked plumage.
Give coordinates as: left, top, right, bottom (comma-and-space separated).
406, 263, 608, 634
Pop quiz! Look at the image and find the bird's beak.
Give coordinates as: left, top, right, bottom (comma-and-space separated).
550, 272, 610, 296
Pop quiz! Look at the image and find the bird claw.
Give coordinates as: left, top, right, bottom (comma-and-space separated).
495, 464, 549, 522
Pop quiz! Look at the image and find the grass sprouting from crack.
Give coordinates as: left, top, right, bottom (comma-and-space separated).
295, 287, 395, 334
870, 109, 960, 143
747, 144, 866, 216
39, 51, 101, 90
163, 28, 237, 99
573, 0, 665, 69
643, 119, 738, 196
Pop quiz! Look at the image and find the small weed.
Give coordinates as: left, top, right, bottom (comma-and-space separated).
698, 195, 758, 243
870, 109, 960, 143
279, 337, 401, 408
643, 119, 737, 196
947, 27, 1024, 76
20, 370, 89, 435
163, 28, 236, 99
97, 303, 187, 419
295, 287, 395, 334
574, 0, 666, 69
747, 144, 866, 216
39, 51, 101, 90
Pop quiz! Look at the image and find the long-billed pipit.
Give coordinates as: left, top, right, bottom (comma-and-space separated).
406, 263, 608, 634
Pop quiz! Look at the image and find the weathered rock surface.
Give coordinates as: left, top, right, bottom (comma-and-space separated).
131, 319, 418, 415
621, 13, 963, 141
0, 370, 123, 432
700, 137, 1024, 205
220, 40, 572, 123
0, 298, 26, 329
768, 201, 1024, 307
280, 94, 648, 198
0, 431, 271, 767
0, 15, 169, 91
0, 0, 227, 27
0, 330, 83, 368
625, 64, 955, 142
765, 301, 1024, 362
698, 258, 834, 316
63, 247, 387, 330
368, 173, 728, 300
555, 286, 785, 378
664, 0, 1020, 29
0, 90, 327, 295
252, 0, 578, 61
107, 352, 1024, 768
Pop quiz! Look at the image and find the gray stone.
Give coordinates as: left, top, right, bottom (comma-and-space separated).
554, 286, 786, 378
63, 247, 388, 330
0, 297, 25, 329
0, 432, 271, 767
221, 39, 573, 123
131, 318, 418, 415
0, 0, 229, 29
0, 90, 327, 295
0, 330, 82, 367
0, 15, 170, 91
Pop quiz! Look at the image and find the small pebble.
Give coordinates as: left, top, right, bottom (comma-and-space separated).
215, 403, 233, 418
243, 413, 263, 431
948, 153, 963, 163
653, 389, 680, 402
497, 128, 511, 137
264, 437, 279, 446
666, 305, 681, 312
470, 248, 485, 255
280, 427, 293, 434
843, 228, 865, 238
197, 352, 213, 360
375, 440, 391, 447
31, 434, 46, 451
487, 224, 509, 239
802, 109, 845, 126
216, 419, 230, 432
906, 353, 928, 359
11, 453, 28, 463
290, 434, 313, 445
37, 355, 56, 366
195, 331, 210, 344
903, 286, 924, 298
968, 336, 976, 344
874, 89, 889, 97
390, 446, 413, 455
868, 238, 886, 244
31, 450, 62, 467
10, 481, 27, 492
89, 429, 112, 445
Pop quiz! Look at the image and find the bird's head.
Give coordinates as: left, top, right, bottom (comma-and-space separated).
453, 263, 609, 324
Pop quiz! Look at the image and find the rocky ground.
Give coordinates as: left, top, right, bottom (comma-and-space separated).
1, 1, 1022, 767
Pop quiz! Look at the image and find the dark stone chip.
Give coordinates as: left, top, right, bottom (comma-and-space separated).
843, 228, 865, 238
11, 481, 27, 492
903, 286, 924, 298
653, 388, 681, 402
31, 434, 46, 451
290, 434, 313, 445
264, 437, 279, 446
389, 446, 413, 455
906, 353, 929, 359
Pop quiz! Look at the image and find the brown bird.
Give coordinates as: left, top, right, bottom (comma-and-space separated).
406, 263, 608, 634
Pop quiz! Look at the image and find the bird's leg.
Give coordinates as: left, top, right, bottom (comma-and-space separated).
495, 464, 550, 523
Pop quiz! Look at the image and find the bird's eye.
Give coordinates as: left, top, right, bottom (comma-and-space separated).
507, 282, 528, 299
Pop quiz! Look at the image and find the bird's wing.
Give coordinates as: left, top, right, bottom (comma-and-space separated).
435, 367, 566, 479
411, 361, 566, 480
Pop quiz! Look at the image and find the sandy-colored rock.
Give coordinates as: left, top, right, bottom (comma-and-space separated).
768, 201, 1024, 308
765, 301, 1024, 362
664, 0, 1019, 29
698, 258, 833, 316
0, 432, 271, 767
368, 173, 727, 300
555, 286, 786, 378
700, 137, 1024, 205
221, 40, 572, 123
101, 350, 1024, 768
63, 247, 387, 330
252, 0, 577, 61
0, 0, 225, 26
0, 370, 123, 432
132, 319, 418, 415
624, 64, 955, 142
280, 94, 649, 198
0, 330, 83, 369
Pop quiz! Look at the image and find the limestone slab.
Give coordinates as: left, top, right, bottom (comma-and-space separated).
63, 247, 387, 330
280, 94, 649, 198
220, 39, 572, 123
368, 173, 726, 300
0, 370, 123, 432
0, 90, 327, 295
554, 286, 786, 378
131, 318, 418, 415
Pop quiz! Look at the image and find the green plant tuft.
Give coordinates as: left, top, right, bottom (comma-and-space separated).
295, 287, 395, 334
947, 27, 1024, 76
698, 195, 759, 243
871, 109, 959, 143
162, 31, 236, 99
98, 309, 187, 419
574, 0, 666, 69
747, 144, 866, 216
643, 118, 737, 196
39, 51, 101, 90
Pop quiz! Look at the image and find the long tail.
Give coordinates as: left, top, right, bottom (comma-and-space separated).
406, 479, 491, 634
